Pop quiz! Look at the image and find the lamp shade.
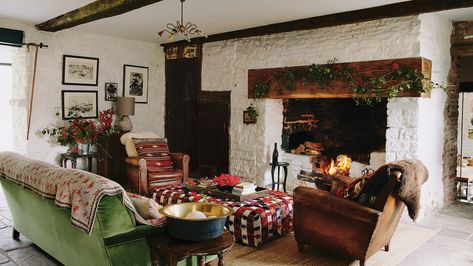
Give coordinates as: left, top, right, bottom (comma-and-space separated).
116, 97, 135, 116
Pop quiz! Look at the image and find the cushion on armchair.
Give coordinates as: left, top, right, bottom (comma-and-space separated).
120, 132, 161, 157
133, 138, 174, 172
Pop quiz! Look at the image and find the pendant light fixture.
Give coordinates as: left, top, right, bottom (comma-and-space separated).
158, 0, 206, 42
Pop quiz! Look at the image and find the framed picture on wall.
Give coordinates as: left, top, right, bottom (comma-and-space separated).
104, 82, 118, 101
62, 55, 99, 86
123, 64, 148, 103
61, 90, 98, 119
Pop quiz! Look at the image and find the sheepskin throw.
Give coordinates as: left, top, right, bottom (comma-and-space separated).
388, 159, 429, 220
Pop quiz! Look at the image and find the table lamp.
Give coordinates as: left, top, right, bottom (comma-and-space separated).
115, 97, 135, 132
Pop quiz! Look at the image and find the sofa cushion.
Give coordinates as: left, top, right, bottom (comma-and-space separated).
126, 192, 162, 220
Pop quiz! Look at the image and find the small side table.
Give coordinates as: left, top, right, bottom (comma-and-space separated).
61, 152, 101, 174
270, 162, 289, 193
149, 231, 234, 266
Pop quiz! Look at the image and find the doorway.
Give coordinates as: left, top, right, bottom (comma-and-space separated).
164, 45, 231, 178
457, 56, 473, 202
0, 46, 13, 151
198, 91, 231, 177
165, 56, 200, 176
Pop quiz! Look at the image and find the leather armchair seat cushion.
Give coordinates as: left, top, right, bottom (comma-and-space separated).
147, 169, 183, 179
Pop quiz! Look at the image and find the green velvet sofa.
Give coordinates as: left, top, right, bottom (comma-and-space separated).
0, 154, 212, 266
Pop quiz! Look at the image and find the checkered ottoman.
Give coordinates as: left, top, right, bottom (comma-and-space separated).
153, 185, 293, 247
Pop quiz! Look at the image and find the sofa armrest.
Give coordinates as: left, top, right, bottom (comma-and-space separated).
170, 153, 190, 182
294, 186, 381, 224
104, 225, 165, 247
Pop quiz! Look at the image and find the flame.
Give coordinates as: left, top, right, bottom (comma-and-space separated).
326, 159, 338, 176
323, 155, 352, 176
336, 155, 351, 174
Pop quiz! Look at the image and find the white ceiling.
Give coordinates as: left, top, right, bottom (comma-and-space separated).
1, 0, 473, 44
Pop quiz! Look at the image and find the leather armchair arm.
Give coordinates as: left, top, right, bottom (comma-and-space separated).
294, 186, 381, 224
170, 153, 190, 182
124, 157, 141, 167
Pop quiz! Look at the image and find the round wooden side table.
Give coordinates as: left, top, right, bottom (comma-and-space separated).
270, 162, 289, 192
149, 230, 234, 266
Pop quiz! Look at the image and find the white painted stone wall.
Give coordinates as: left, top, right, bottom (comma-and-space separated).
202, 16, 421, 186
202, 14, 452, 217
417, 13, 452, 217
0, 19, 165, 164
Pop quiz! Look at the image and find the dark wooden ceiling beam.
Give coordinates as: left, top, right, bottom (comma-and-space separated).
35, 0, 163, 32
163, 0, 473, 47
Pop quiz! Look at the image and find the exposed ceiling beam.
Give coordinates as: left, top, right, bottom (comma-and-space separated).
35, 0, 163, 32
163, 0, 473, 48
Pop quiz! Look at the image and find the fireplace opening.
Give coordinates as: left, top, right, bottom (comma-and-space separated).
288, 131, 317, 151
282, 98, 387, 164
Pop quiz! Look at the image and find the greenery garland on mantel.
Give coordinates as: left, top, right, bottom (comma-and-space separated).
253, 59, 443, 105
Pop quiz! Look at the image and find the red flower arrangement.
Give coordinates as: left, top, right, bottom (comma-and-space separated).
42, 108, 115, 149
212, 174, 241, 188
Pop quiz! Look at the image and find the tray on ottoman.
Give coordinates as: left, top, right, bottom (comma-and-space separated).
185, 184, 270, 202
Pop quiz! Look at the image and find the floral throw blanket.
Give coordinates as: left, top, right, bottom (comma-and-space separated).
0, 152, 164, 234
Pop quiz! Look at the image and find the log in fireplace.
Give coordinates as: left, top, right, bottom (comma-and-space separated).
282, 98, 387, 164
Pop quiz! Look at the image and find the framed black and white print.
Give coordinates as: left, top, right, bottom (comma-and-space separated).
61, 90, 98, 120
123, 64, 148, 103
62, 55, 99, 86
104, 82, 118, 101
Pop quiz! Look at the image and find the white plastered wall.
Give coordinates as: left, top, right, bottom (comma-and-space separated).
202, 14, 452, 218
0, 19, 165, 164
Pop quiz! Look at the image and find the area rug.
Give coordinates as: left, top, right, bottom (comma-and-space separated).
225, 223, 437, 266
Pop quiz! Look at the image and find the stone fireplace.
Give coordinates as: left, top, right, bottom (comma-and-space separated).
202, 14, 452, 219
269, 97, 418, 194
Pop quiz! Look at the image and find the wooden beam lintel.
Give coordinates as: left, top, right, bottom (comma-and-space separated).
35, 0, 163, 32
163, 0, 473, 48
247, 57, 432, 100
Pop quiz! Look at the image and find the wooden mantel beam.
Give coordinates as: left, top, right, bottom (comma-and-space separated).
35, 0, 163, 32
163, 0, 473, 47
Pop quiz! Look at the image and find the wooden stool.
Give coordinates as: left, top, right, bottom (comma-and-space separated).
149, 230, 234, 266
270, 162, 289, 192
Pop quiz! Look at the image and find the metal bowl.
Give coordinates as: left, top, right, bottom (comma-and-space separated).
159, 202, 234, 241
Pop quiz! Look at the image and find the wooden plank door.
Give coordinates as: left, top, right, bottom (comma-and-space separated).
198, 91, 231, 178
165, 57, 200, 176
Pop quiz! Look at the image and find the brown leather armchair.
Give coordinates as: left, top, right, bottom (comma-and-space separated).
294, 169, 404, 266
124, 153, 190, 196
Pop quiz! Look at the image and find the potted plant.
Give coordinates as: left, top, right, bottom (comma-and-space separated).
243, 103, 258, 124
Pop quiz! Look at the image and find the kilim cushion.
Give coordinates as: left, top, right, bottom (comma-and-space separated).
133, 138, 174, 172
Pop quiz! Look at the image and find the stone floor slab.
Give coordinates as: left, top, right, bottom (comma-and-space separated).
399, 234, 473, 266
438, 228, 471, 240
7, 246, 60, 266
0, 228, 32, 251
0, 253, 9, 264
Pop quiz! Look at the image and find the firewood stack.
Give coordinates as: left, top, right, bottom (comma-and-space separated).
291, 141, 324, 155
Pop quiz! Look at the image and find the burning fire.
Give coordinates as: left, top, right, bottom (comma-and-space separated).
324, 155, 352, 176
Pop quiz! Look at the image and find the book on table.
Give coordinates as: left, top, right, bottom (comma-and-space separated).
232, 183, 257, 195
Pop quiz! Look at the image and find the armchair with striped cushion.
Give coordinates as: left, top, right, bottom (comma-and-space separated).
124, 138, 190, 196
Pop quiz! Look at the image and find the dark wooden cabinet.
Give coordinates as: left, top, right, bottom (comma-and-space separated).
101, 133, 127, 187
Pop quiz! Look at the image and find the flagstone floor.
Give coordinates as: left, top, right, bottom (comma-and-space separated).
0, 187, 471, 266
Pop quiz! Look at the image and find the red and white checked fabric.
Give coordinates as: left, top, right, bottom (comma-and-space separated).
153, 185, 293, 247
